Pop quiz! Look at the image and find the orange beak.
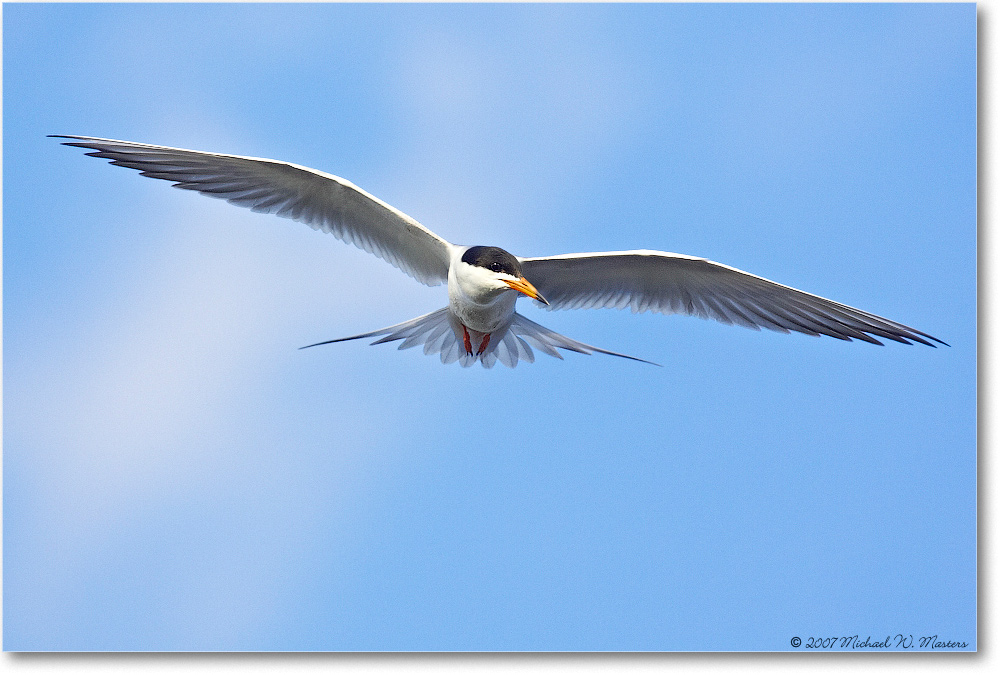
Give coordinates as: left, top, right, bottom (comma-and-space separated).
503, 276, 549, 305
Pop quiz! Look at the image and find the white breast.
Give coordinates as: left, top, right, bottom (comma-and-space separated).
447, 258, 518, 333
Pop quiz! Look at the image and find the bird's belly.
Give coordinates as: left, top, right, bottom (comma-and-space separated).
450, 294, 516, 334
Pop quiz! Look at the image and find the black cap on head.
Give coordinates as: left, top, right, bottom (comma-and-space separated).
461, 246, 522, 277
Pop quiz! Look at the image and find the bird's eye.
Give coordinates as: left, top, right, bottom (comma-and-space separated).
491, 262, 502, 273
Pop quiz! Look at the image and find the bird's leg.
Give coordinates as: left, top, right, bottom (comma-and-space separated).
477, 333, 491, 355
462, 325, 473, 355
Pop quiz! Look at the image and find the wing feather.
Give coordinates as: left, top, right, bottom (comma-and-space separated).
53, 135, 453, 286
520, 250, 945, 346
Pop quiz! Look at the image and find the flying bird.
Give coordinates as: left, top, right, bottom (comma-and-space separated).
53, 135, 946, 368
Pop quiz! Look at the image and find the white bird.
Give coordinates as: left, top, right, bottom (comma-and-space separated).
53, 135, 946, 368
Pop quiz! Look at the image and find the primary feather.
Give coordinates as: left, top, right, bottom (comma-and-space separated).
521, 251, 946, 347
50, 135, 453, 286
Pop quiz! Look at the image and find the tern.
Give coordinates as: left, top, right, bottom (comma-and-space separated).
53, 135, 945, 368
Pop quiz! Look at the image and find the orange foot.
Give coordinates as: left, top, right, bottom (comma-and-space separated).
463, 325, 473, 355
477, 333, 491, 355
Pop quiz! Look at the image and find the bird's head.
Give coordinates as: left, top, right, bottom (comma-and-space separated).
460, 245, 548, 305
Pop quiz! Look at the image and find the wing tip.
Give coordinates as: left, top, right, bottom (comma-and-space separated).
49, 134, 92, 145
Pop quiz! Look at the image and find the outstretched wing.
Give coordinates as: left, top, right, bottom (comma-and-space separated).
53, 135, 453, 286
520, 250, 945, 346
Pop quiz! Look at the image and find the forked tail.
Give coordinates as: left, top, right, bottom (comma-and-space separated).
300, 308, 659, 368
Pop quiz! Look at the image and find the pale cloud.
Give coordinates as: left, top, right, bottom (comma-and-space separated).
391, 19, 646, 250
7, 191, 430, 643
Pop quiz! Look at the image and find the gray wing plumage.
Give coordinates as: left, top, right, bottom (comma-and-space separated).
52, 135, 453, 286
520, 250, 945, 346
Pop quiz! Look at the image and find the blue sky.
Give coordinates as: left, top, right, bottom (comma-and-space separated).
3, 3, 975, 651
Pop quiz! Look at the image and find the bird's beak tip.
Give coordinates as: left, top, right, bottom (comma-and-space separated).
504, 276, 547, 304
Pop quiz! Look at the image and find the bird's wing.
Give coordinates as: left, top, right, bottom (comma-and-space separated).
519, 250, 945, 346
52, 135, 453, 286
